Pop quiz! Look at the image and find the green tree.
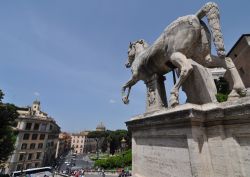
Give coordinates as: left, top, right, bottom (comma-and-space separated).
87, 129, 131, 155
0, 90, 18, 167
214, 77, 230, 102
94, 149, 132, 169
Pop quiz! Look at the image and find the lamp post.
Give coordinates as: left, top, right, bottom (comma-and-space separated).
121, 137, 127, 169
20, 152, 27, 176
95, 138, 99, 160
121, 137, 126, 152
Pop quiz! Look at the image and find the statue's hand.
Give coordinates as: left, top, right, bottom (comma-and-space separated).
122, 96, 129, 104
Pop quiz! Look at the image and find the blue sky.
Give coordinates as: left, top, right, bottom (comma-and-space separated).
0, 0, 249, 132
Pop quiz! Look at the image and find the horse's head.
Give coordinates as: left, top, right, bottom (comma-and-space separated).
125, 39, 149, 68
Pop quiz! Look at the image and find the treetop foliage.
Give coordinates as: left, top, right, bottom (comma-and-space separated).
0, 90, 18, 166
214, 77, 230, 102
87, 129, 131, 155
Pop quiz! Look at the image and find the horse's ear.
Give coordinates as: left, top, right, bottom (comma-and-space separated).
139, 39, 144, 44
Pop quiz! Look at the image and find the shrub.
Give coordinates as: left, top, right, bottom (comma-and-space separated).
94, 149, 132, 169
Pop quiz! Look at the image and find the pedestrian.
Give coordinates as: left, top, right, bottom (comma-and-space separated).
75, 170, 80, 177
80, 169, 85, 177
119, 169, 126, 177
101, 169, 105, 177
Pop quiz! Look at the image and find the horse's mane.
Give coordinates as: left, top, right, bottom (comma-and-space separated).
130, 39, 149, 49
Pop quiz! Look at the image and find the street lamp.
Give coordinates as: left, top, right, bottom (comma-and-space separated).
95, 138, 99, 160
121, 137, 126, 152
121, 137, 127, 169
19, 152, 27, 176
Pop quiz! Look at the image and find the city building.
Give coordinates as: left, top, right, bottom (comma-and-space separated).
206, 34, 250, 90
71, 131, 88, 154
227, 34, 250, 88
4, 100, 60, 174
71, 122, 106, 154
84, 136, 97, 154
55, 132, 71, 158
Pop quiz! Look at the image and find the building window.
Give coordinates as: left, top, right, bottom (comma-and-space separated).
19, 154, 25, 161
26, 163, 31, 169
32, 134, 38, 140
80, 145, 82, 148
81, 140, 83, 143
16, 164, 22, 171
77, 140, 79, 143
33, 123, 40, 130
23, 133, 30, 140
25, 123, 32, 130
28, 153, 32, 160
40, 123, 47, 131
39, 134, 45, 140
21, 143, 27, 150
35, 163, 39, 168
38, 143, 43, 149
50, 125, 53, 130
30, 143, 36, 149
76, 145, 78, 148
36, 152, 41, 159
47, 142, 51, 147
73, 140, 75, 143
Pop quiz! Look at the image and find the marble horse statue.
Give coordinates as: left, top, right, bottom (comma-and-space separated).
122, 2, 246, 107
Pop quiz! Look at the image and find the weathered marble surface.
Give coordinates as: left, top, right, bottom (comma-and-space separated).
182, 60, 217, 104
126, 97, 250, 177
145, 74, 167, 112
122, 2, 246, 108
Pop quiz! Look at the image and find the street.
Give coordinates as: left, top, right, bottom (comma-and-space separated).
56, 152, 120, 177
59, 152, 94, 172
55, 174, 115, 177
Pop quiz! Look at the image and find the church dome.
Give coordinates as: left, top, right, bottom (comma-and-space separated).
96, 122, 106, 131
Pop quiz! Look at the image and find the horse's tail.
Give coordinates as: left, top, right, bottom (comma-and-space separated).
196, 2, 226, 57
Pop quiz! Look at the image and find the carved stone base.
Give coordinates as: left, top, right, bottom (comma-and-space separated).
126, 97, 250, 177
145, 74, 167, 112
182, 60, 217, 104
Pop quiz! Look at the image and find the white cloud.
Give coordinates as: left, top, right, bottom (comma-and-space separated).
34, 92, 40, 96
109, 99, 116, 104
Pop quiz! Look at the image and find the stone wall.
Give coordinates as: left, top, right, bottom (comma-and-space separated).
126, 98, 250, 177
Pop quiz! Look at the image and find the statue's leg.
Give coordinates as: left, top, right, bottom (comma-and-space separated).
204, 55, 246, 97
169, 52, 193, 107
122, 77, 138, 104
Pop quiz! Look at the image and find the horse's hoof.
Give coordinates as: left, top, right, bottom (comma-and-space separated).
169, 101, 178, 107
169, 96, 179, 107
122, 96, 129, 104
228, 88, 247, 101
237, 88, 247, 97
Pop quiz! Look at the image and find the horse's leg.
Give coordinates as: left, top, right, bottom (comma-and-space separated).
169, 52, 193, 107
122, 77, 138, 104
204, 54, 246, 97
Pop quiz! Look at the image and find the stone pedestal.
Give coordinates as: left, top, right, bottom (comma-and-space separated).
182, 60, 218, 104
145, 74, 167, 112
126, 97, 250, 177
